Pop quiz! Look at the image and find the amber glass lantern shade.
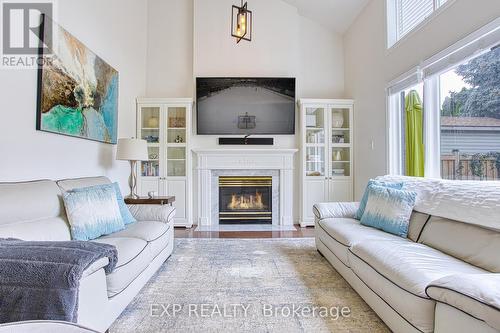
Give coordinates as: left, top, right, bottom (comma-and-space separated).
231, 1, 252, 43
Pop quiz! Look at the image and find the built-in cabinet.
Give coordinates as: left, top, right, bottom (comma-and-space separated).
136, 98, 193, 228
299, 99, 354, 227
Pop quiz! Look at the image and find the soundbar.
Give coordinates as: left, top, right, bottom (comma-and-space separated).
218, 137, 274, 145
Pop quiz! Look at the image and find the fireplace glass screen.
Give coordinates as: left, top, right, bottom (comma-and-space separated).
219, 176, 272, 224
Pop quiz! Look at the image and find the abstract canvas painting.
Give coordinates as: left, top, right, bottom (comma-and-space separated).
36, 15, 118, 144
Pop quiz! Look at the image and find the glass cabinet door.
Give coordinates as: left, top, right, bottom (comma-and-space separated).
166, 107, 187, 177
305, 107, 326, 177
330, 107, 351, 177
140, 107, 160, 177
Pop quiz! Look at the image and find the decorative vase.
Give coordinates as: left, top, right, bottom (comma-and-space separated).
331, 111, 344, 128
333, 150, 342, 161
148, 117, 159, 128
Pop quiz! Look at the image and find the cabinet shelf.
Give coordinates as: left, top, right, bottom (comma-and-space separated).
137, 99, 193, 228
300, 99, 354, 227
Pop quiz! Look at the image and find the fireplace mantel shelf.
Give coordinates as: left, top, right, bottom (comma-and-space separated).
192, 149, 298, 154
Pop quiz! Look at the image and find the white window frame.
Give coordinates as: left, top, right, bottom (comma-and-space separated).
386, 0, 456, 49
386, 17, 500, 176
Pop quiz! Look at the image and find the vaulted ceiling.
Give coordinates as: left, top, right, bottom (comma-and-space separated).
281, 0, 370, 34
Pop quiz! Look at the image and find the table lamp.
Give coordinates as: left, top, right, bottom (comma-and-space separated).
116, 138, 148, 198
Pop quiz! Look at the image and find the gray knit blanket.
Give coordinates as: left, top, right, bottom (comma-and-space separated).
0, 238, 118, 323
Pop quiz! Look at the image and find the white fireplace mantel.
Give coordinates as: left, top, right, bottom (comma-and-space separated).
193, 149, 298, 226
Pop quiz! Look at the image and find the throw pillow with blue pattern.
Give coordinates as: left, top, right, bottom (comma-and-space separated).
354, 179, 404, 220
360, 184, 417, 238
63, 186, 125, 241
73, 182, 136, 225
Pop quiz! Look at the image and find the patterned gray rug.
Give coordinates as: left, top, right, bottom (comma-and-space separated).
110, 238, 389, 332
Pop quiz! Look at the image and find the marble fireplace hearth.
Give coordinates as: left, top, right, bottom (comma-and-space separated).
193, 149, 298, 227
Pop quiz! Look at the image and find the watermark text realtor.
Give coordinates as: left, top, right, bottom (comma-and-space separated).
1, 0, 55, 69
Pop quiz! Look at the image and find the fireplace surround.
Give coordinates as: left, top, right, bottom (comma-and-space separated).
194, 149, 297, 226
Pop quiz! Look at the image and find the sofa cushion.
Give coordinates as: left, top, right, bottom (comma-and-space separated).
101, 221, 169, 242
376, 175, 500, 232
93, 237, 149, 297
0, 180, 71, 241
350, 238, 486, 297
354, 179, 403, 220
63, 187, 125, 241
73, 183, 136, 226
57, 177, 111, 192
348, 252, 436, 332
318, 218, 401, 248
317, 218, 400, 266
348, 239, 485, 332
419, 216, 500, 273
426, 274, 500, 331
407, 211, 430, 242
360, 184, 417, 237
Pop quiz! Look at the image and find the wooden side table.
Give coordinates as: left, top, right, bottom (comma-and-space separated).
124, 196, 175, 206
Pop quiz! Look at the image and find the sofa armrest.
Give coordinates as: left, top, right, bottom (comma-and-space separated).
82, 257, 109, 278
313, 202, 359, 221
127, 204, 176, 224
0, 320, 100, 332
426, 274, 500, 331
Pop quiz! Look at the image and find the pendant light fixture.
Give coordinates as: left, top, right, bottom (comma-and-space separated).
231, 0, 252, 43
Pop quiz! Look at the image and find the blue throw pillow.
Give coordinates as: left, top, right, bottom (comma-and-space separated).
354, 179, 404, 220
360, 184, 417, 238
63, 186, 125, 241
73, 183, 136, 225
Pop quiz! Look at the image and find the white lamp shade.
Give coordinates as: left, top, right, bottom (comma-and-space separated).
116, 138, 148, 161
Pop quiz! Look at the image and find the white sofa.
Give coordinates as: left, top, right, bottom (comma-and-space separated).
0, 177, 175, 332
314, 175, 500, 333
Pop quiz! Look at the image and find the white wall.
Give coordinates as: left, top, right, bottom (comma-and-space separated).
0, 0, 148, 191
144, 0, 345, 223
299, 16, 344, 99
146, 0, 193, 97
344, 0, 500, 199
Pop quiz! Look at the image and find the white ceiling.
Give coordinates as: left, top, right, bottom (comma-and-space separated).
281, 0, 370, 34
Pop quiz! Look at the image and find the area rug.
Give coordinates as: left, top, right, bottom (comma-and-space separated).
110, 238, 389, 332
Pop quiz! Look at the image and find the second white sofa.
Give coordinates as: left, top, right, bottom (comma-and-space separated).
314, 175, 500, 333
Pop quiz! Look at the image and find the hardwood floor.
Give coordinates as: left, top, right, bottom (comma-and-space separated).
174, 226, 315, 238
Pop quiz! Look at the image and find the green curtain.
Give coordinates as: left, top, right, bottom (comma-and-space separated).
405, 90, 425, 177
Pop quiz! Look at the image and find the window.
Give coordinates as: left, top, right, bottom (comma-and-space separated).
439, 47, 500, 180
387, 0, 449, 47
387, 19, 500, 180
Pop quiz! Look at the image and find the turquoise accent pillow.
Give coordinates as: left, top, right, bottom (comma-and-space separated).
354, 179, 404, 220
63, 186, 125, 241
73, 183, 136, 225
360, 184, 417, 238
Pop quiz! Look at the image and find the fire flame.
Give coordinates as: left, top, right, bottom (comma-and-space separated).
228, 191, 266, 210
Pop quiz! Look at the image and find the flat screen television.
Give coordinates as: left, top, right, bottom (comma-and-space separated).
196, 77, 296, 135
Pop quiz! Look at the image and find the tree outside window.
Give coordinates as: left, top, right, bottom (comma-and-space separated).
440, 47, 500, 180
